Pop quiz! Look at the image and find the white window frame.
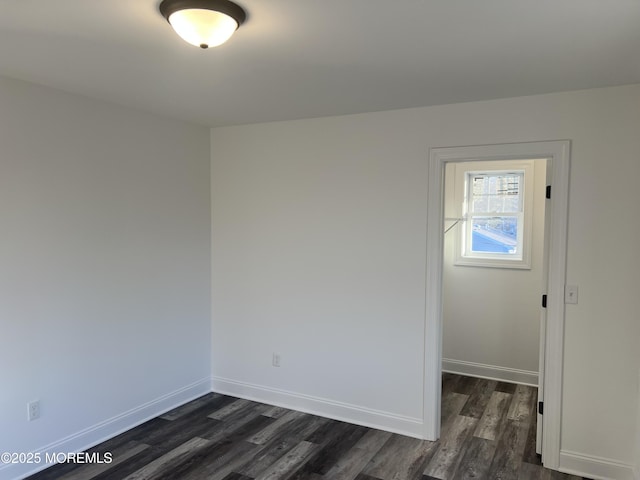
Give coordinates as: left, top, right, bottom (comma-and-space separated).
453, 159, 534, 269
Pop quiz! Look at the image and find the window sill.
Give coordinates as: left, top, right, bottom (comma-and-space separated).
454, 256, 531, 270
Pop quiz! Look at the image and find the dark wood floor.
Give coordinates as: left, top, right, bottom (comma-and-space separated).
26, 374, 586, 480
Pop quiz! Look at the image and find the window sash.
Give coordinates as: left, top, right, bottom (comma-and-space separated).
464, 213, 524, 259
468, 171, 524, 215
453, 161, 534, 269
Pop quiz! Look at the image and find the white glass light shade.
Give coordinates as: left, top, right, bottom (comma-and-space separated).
168, 8, 238, 48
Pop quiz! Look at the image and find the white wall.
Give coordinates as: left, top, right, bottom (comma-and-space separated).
210, 117, 427, 435
211, 84, 640, 478
635, 369, 640, 480
0, 77, 211, 480
442, 160, 547, 385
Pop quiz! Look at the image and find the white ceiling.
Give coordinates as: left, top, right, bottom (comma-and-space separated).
1, 0, 639, 127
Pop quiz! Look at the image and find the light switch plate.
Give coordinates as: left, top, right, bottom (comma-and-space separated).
565, 285, 578, 304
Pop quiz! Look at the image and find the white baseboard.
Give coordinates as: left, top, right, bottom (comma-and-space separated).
0, 378, 211, 480
442, 358, 538, 386
211, 376, 423, 439
559, 450, 635, 480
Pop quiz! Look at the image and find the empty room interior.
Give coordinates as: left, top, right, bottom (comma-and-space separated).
1, 1, 640, 480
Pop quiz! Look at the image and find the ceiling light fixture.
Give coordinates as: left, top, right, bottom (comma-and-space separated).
159, 0, 246, 49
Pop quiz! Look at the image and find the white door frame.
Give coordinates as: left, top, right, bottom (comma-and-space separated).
424, 140, 570, 469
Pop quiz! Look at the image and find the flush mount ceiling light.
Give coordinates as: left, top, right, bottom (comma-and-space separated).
159, 0, 246, 49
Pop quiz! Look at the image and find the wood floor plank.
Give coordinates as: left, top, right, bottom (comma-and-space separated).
354, 474, 384, 480
453, 436, 496, 480
161, 393, 222, 420
238, 415, 331, 478
155, 416, 281, 480
122, 436, 211, 480
23, 461, 78, 480
237, 435, 301, 477
519, 461, 545, 480
202, 413, 276, 445
452, 375, 480, 395
324, 429, 392, 480
441, 373, 461, 397
494, 382, 518, 394
293, 472, 325, 480
248, 410, 307, 445
264, 405, 292, 418
507, 384, 535, 423
220, 473, 254, 480
440, 392, 469, 435
131, 399, 230, 448
75, 418, 169, 455
363, 433, 436, 480
86, 418, 167, 453
153, 417, 222, 451
91, 445, 184, 480
522, 461, 584, 480
202, 404, 273, 444
255, 441, 319, 480
460, 378, 497, 419
29, 441, 151, 480
273, 412, 332, 444
522, 420, 542, 465
423, 415, 477, 479
487, 419, 529, 480
83, 417, 222, 479
473, 391, 511, 441
155, 437, 257, 480
57, 442, 150, 480
547, 470, 585, 480
297, 422, 369, 476
196, 416, 324, 480
208, 398, 253, 420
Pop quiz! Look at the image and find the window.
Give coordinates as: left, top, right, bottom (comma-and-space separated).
453, 160, 534, 268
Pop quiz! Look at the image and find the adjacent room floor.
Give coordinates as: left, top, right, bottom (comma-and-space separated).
26, 374, 586, 480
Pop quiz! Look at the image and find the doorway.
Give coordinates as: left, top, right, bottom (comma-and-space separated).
423, 141, 570, 470
442, 157, 546, 384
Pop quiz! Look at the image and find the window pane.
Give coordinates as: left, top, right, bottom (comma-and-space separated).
471, 173, 521, 213
471, 216, 518, 254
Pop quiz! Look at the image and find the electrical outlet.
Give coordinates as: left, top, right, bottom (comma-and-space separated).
27, 400, 40, 421
272, 353, 281, 367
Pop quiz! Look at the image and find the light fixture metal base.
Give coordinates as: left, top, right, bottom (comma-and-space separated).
159, 0, 247, 27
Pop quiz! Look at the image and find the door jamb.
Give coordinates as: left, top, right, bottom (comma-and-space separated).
424, 140, 570, 469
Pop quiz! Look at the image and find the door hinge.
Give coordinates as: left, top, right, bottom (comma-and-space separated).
546, 185, 551, 199
538, 401, 544, 415
542, 294, 547, 308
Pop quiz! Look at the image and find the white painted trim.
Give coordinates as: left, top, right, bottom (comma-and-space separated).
426, 141, 570, 468
0, 378, 212, 480
211, 376, 423, 439
542, 141, 570, 469
559, 450, 635, 480
442, 358, 538, 386
424, 150, 444, 441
